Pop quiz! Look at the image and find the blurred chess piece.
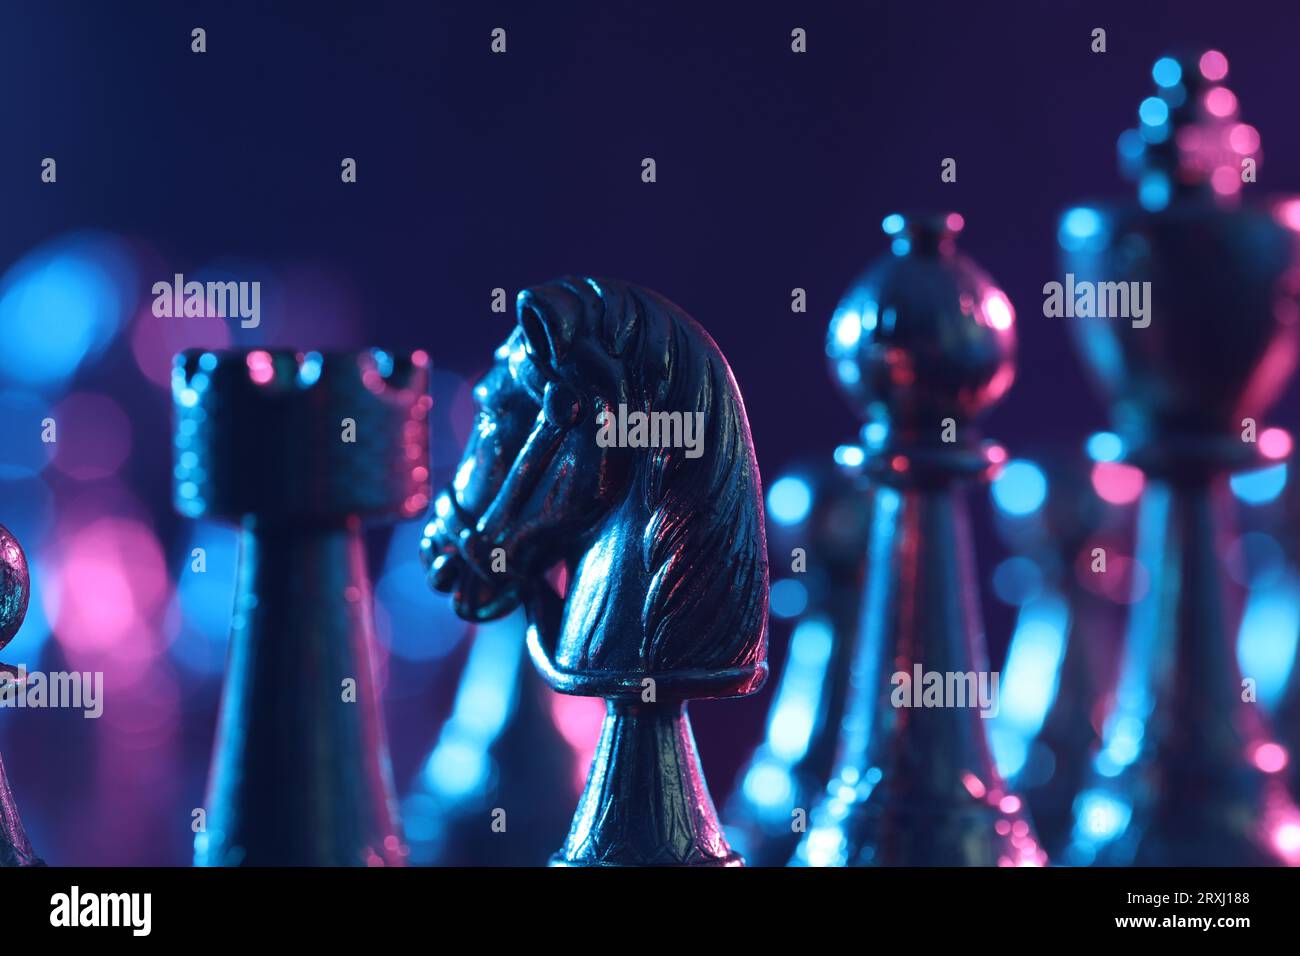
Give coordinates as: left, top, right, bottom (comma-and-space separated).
0, 522, 42, 867
986, 444, 1126, 859
795, 213, 1044, 866
1060, 50, 1300, 865
724, 455, 870, 866
173, 348, 430, 865
423, 277, 768, 865
403, 610, 587, 865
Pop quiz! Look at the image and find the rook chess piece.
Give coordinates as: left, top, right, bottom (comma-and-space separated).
1059, 50, 1300, 865
794, 212, 1045, 866
423, 277, 769, 866
173, 348, 430, 865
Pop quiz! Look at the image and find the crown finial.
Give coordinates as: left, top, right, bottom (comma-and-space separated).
1120, 49, 1259, 210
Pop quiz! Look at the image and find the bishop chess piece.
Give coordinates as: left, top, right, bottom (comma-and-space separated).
0, 523, 41, 867
423, 277, 769, 866
173, 348, 430, 866
404, 610, 585, 865
725, 456, 870, 866
1059, 50, 1300, 865
794, 212, 1045, 866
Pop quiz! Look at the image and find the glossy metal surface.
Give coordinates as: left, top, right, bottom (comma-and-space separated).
796, 213, 1043, 866
0, 523, 41, 867
173, 348, 430, 865
725, 457, 870, 866
1061, 52, 1300, 865
404, 611, 584, 866
423, 276, 769, 865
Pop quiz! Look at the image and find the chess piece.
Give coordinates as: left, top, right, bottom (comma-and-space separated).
422, 277, 769, 866
173, 348, 430, 865
0, 523, 42, 867
794, 212, 1045, 866
1059, 51, 1300, 865
724, 455, 870, 866
988, 445, 1125, 859
403, 610, 586, 865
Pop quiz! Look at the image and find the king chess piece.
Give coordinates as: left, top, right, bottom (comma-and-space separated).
173, 348, 430, 866
724, 456, 871, 866
0, 523, 42, 867
794, 212, 1046, 866
422, 277, 769, 866
1059, 50, 1300, 865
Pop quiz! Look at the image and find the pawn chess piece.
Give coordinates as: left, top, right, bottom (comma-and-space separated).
1059, 50, 1300, 865
794, 212, 1045, 866
423, 277, 768, 866
988, 445, 1124, 859
0, 523, 42, 867
725, 455, 871, 866
403, 610, 587, 865
173, 348, 430, 866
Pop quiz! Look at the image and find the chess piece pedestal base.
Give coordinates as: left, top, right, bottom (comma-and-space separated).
1069, 478, 1297, 866
199, 517, 403, 866
800, 482, 1041, 866
551, 699, 742, 867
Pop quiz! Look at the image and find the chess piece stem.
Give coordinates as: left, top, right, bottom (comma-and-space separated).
200, 517, 402, 866
557, 699, 739, 866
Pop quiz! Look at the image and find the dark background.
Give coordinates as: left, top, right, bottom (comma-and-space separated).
2, 0, 1299, 864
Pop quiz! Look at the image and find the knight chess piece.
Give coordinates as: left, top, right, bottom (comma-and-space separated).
1059, 50, 1300, 865
0, 523, 42, 867
422, 277, 769, 866
724, 455, 871, 866
172, 348, 430, 866
794, 212, 1045, 866
403, 610, 586, 865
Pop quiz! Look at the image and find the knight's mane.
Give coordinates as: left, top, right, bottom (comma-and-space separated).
516, 277, 768, 675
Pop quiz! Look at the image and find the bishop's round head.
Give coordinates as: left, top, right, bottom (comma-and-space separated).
826, 212, 1016, 476
0, 523, 29, 655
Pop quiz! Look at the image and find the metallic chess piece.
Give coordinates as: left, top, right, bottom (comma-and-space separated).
724, 455, 871, 866
0, 523, 42, 867
988, 446, 1124, 859
403, 610, 586, 865
173, 348, 431, 866
1060, 51, 1300, 865
422, 277, 769, 866
794, 212, 1045, 866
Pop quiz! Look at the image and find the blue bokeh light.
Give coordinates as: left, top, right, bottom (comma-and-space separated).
768, 476, 813, 527
991, 459, 1048, 516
